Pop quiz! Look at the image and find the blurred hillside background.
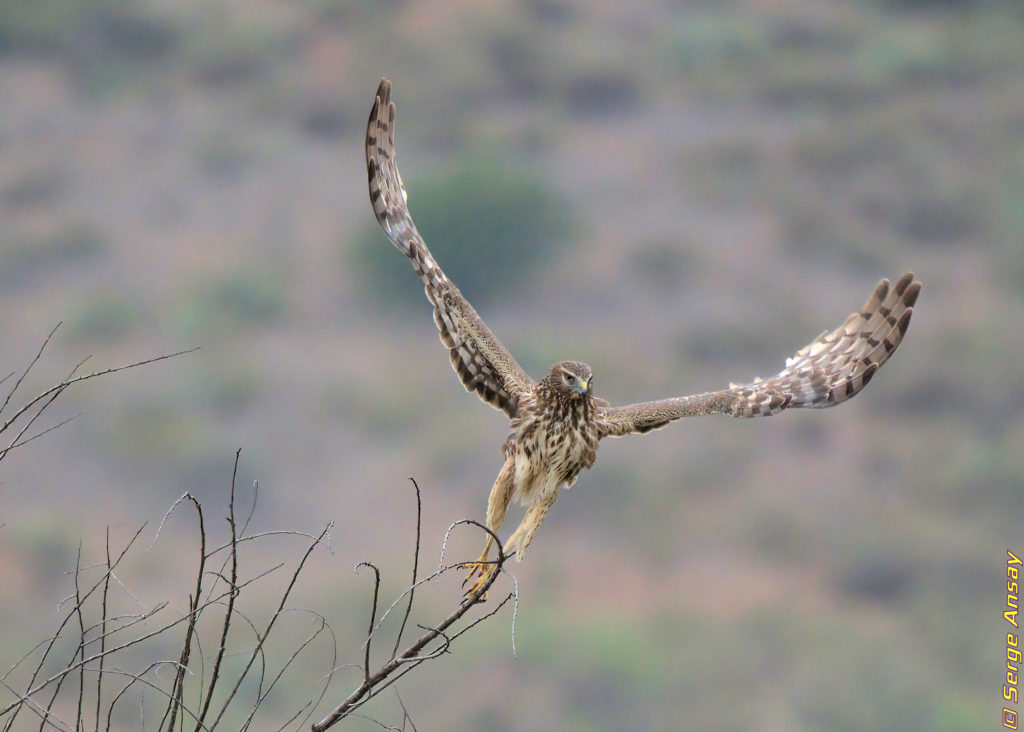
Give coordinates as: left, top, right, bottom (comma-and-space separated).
2, 0, 1023, 729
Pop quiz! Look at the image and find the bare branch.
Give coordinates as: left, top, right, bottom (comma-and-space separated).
3, 411, 82, 454
204, 530, 334, 559
95, 528, 112, 730
312, 510, 514, 731
101, 663, 206, 731
355, 561, 382, 686
74, 543, 87, 731
241, 612, 328, 729
207, 523, 332, 729
0, 383, 70, 464
162, 494, 205, 732
194, 450, 243, 731
0, 326, 197, 465
0, 323, 61, 416
1, 525, 149, 728
2, 449, 516, 732
391, 479, 422, 660
0, 345, 199, 438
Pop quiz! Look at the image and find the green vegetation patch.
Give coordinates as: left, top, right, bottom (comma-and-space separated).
174, 268, 288, 338
351, 153, 574, 309
0, 221, 105, 289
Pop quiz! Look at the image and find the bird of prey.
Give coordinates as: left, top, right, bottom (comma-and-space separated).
365, 78, 921, 599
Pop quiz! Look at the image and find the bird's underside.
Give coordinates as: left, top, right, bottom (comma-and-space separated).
366, 77, 921, 600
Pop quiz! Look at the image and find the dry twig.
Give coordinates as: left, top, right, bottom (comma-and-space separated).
0, 323, 197, 465
1, 330, 519, 729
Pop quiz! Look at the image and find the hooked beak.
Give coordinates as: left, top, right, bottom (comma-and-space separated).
576, 379, 590, 395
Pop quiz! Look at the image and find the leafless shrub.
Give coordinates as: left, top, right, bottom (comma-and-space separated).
0, 323, 197, 467
312, 479, 517, 731
1, 329, 518, 730
1, 452, 517, 731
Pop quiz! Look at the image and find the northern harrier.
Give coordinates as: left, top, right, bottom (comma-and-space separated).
365, 78, 921, 599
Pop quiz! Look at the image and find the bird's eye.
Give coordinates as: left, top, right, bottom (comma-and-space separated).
564, 373, 575, 383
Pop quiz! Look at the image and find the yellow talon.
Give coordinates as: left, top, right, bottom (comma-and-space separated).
461, 562, 496, 602
462, 537, 497, 602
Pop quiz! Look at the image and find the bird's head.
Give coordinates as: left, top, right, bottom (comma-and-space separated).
544, 361, 594, 400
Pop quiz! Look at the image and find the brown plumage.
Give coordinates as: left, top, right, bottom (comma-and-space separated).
365, 78, 922, 598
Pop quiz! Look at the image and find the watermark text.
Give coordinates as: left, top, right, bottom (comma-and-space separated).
1004, 549, 1021, 729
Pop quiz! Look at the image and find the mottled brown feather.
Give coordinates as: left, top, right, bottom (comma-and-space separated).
366, 78, 535, 418
596, 273, 920, 437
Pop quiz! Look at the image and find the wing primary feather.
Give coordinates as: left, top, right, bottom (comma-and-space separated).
366, 79, 536, 418
597, 274, 920, 437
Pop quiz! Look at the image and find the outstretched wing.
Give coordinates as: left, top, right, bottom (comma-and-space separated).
366, 78, 536, 418
597, 273, 921, 437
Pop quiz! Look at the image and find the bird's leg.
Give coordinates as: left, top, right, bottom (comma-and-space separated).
465, 490, 559, 601
462, 459, 515, 601
501, 490, 557, 564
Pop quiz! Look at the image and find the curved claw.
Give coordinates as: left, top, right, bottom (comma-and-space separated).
461, 561, 496, 603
